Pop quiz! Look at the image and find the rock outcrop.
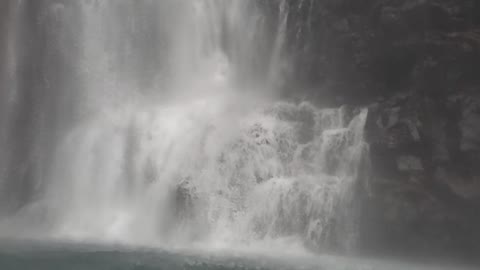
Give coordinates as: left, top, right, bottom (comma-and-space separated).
280, 0, 480, 104
279, 0, 480, 261
362, 92, 480, 260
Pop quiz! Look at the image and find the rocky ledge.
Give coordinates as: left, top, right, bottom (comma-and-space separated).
281, 0, 480, 261
359, 91, 480, 261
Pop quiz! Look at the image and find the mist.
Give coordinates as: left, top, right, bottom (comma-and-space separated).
0, 1, 478, 269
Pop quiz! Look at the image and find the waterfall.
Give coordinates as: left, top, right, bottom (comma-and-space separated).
0, 0, 369, 253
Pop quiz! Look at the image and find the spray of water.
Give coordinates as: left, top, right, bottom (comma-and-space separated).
0, 0, 368, 253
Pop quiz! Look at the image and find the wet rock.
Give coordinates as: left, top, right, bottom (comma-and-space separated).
174, 178, 197, 220
363, 89, 480, 260
284, 0, 480, 261
460, 111, 480, 152
397, 155, 424, 172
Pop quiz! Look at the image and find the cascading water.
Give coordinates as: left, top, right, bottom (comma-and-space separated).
0, 0, 368, 254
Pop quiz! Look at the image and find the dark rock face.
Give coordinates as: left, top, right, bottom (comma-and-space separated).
279, 0, 480, 261
281, 0, 480, 105
363, 92, 480, 260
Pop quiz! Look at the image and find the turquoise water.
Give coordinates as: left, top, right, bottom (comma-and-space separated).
0, 240, 472, 270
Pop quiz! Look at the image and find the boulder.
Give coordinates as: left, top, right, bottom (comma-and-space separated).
397, 155, 424, 172
460, 108, 480, 152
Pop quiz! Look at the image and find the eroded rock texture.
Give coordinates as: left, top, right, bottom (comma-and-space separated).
282, 0, 480, 261
272, 0, 480, 261
364, 92, 480, 260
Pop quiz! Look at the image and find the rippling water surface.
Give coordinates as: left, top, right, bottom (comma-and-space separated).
0, 240, 472, 270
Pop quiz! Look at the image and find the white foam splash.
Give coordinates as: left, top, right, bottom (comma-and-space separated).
37, 97, 368, 252
0, 0, 369, 254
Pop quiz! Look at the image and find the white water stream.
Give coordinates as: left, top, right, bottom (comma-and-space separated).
0, 0, 369, 254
